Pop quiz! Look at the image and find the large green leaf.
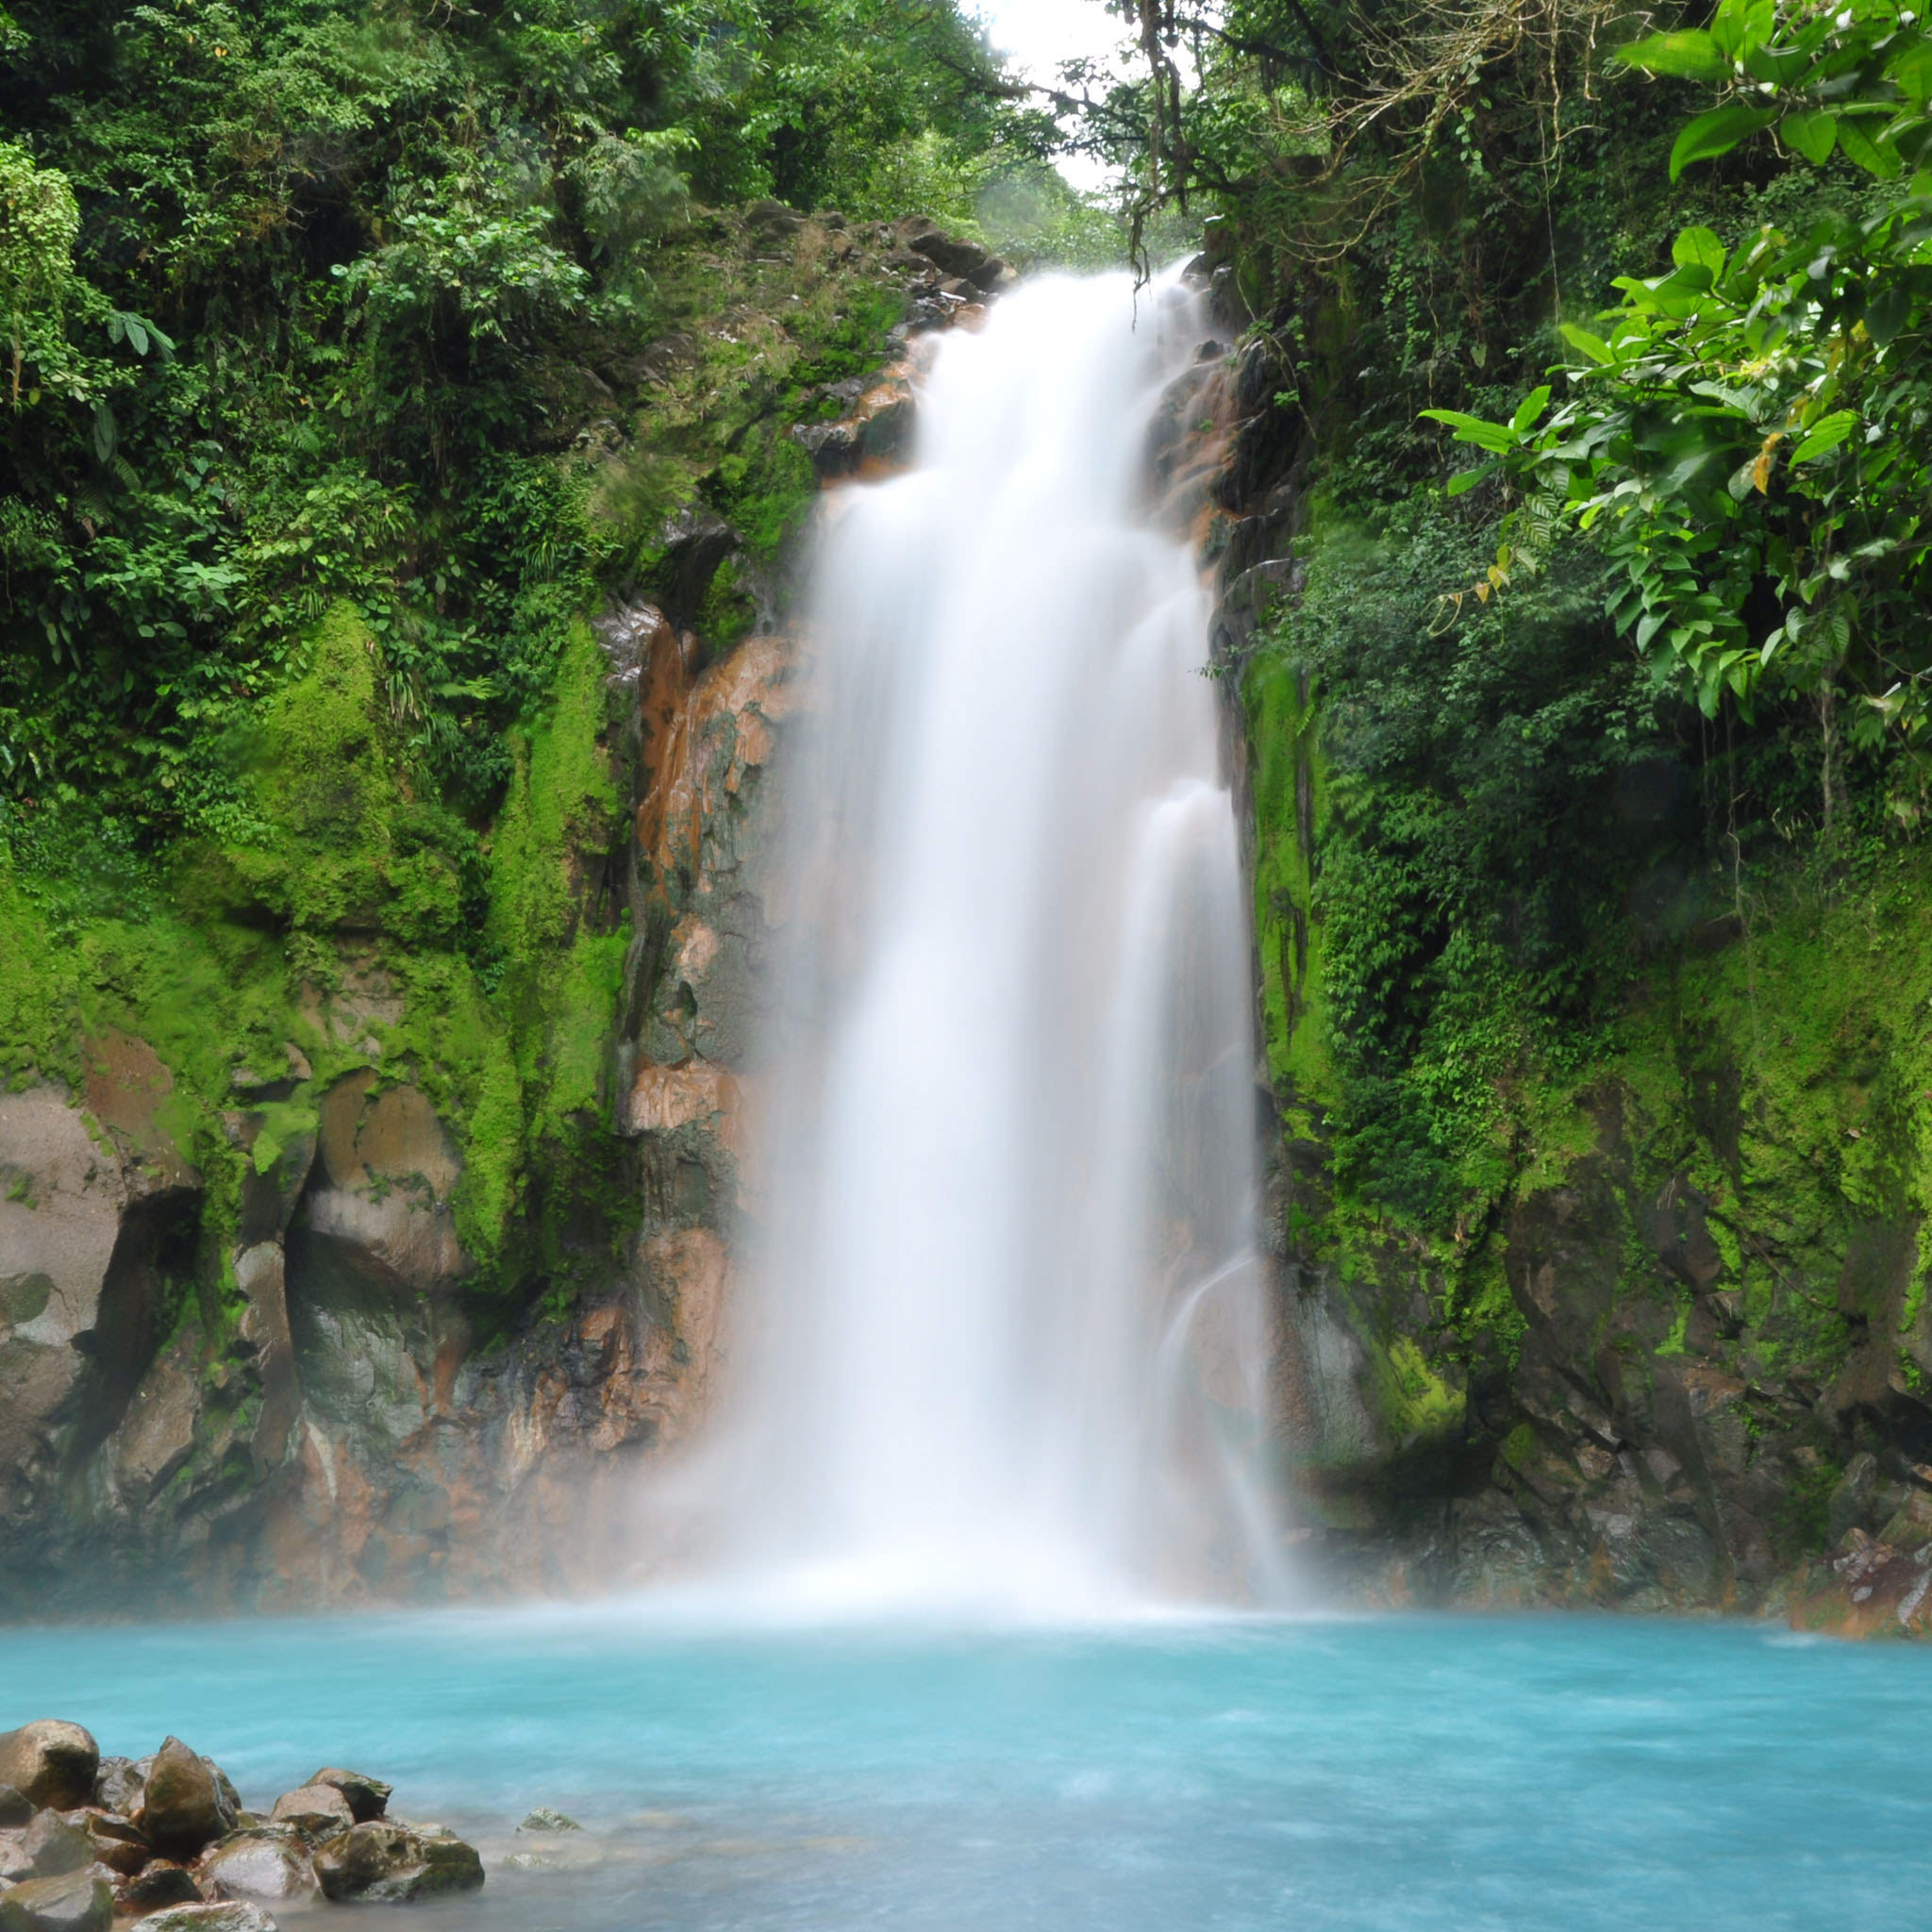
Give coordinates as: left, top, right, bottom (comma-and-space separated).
1671, 225, 1727, 276
1780, 109, 1838, 165
1670, 105, 1777, 180
1616, 29, 1729, 82
1418, 408, 1517, 454
1837, 115, 1903, 178
1557, 323, 1612, 366
1790, 409, 1858, 462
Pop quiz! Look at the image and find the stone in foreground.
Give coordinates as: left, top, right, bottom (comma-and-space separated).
133, 1906, 277, 1932
0, 1868, 112, 1932
267, 1785, 352, 1838
0, 1793, 27, 1831
137, 1741, 237, 1861
199, 1830, 318, 1905
0, 1727, 98, 1815
314, 1823, 484, 1903
302, 1772, 390, 1824
17, 1814, 91, 1878
114, 1860, 202, 1915
92, 1760, 144, 1819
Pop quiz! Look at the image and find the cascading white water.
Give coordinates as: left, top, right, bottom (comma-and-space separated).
666, 271, 1283, 1617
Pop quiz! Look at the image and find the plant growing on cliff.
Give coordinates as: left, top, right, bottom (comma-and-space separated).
1423, 0, 1932, 826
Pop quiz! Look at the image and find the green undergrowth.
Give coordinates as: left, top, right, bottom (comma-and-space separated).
1, 600, 638, 1308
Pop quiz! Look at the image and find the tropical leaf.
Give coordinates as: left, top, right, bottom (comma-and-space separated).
1670, 105, 1776, 180
1615, 30, 1728, 82
1781, 109, 1838, 165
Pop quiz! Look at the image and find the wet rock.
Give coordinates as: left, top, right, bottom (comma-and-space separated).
266, 1784, 352, 1839
62, 1814, 145, 1879
0, 1868, 113, 1932
136, 1742, 237, 1862
314, 1823, 484, 1903
19, 1816, 91, 1879
113, 1860, 202, 1915
301, 1770, 390, 1824
517, 1809, 580, 1833
199, 1830, 318, 1906
131, 1905, 276, 1932
0, 1729, 98, 1816
91, 1760, 142, 1819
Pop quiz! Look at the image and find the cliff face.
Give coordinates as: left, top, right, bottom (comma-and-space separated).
0, 213, 982, 1619
1181, 278, 1932, 1636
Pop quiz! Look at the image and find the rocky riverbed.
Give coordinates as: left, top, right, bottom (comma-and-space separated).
0, 1722, 484, 1930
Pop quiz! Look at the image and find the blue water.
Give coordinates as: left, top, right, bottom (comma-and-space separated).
3, 1607, 1928, 1929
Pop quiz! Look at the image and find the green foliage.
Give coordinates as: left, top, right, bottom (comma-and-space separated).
1424, 0, 1932, 814
1254, 502, 1677, 1232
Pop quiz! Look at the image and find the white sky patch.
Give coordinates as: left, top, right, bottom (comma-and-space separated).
972, 0, 1133, 84
972, 0, 1135, 192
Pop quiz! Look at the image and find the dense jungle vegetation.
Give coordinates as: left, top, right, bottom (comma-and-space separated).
0, 0, 1087, 1299
5, 0, 1930, 1350
1091, 4, 1932, 1344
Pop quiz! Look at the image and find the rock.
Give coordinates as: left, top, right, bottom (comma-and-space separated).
136, 1742, 237, 1861
266, 1786, 351, 1839
301, 1770, 390, 1824
516, 1808, 580, 1833
0, 1729, 98, 1816
0, 1832, 30, 1884
91, 1760, 142, 1819
0, 1794, 25, 1832
314, 1823, 484, 1903
113, 1860, 201, 1915
130, 1907, 276, 1932
902, 225, 990, 280
198, 1831, 317, 1905
18, 1816, 90, 1879
0, 1868, 112, 1932
57, 1814, 144, 1879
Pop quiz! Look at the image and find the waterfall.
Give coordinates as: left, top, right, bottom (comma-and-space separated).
657, 271, 1284, 1618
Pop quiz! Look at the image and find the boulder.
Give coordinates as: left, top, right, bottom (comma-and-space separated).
18, 1816, 90, 1879
131, 1907, 276, 1932
0, 1868, 112, 1932
91, 1760, 143, 1819
302, 1770, 389, 1824
314, 1823, 483, 1903
0, 1793, 26, 1831
267, 1786, 351, 1838
198, 1831, 317, 1906
51, 1815, 143, 1879
136, 1742, 237, 1861
0, 1833, 29, 1884
0, 1728, 98, 1815
517, 1808, 580, 1833
113, 1860, 201, 1915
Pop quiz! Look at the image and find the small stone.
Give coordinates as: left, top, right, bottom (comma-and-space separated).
0, 1867, 113, 1932
517, 1809, 581, 1833
20, 1815, 91, 1879
114, 1860, 201, 1915
90, 1760, 143, 1820
267, 1786, 351, 1839
301, 1770, 390, 1824
132, 1906, 277, 1932
0, 1729, 99, 1816
60, 1814, 144, 1879
198, 1831, 317, 1906
137, 1742, 237, 1862
314, 1823, 484, 1903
